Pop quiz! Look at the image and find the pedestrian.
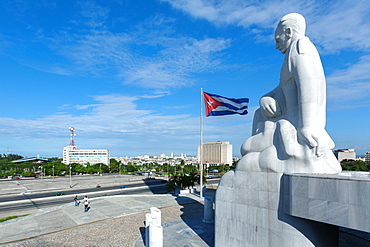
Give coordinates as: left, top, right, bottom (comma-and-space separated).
84, 195, 88, 202
84, 199, 90, 212
74, 195, 80, 206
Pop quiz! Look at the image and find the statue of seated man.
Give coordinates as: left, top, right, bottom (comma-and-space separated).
237, 13, 341, 173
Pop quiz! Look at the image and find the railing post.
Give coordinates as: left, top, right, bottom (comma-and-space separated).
145, 207, 163, 247
203, 196, 214, 223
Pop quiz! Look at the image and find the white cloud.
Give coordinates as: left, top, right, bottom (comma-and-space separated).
308, 1, 370, 53
0, 93, 254, 156
78, 1, 110, 28
162, 0, 313, 29
163, 0, 370, 53
123, 37, 231, 90
25, 19, 230, 92
327, 54, 370, 108
0, 94, 194, 148
163, 0, 370, 110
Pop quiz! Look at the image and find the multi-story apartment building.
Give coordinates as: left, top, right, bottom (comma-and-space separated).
63, 146, 110, 166
198, 141, 233, 165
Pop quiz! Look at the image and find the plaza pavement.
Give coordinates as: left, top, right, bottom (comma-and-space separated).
0, 174, 149, 196
0, 192, 215, 246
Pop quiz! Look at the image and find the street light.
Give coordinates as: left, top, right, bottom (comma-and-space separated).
52, 165, 55, 179
69, 165, 72, 188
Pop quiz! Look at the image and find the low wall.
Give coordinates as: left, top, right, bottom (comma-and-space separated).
215, 171, 339, 247
283, 172, 370, 233
216, 171, 370, 246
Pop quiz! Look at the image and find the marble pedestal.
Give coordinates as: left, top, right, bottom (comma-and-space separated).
215, 170, 338, 247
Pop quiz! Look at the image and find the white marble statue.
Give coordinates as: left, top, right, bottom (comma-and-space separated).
237, 13, 341, 173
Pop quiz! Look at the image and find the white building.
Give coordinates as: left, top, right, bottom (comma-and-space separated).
334, 149, 356, 162
365, 151, 370, 163
198, 141, 233, 165
63, 146, 110, 166
114, 153, 197, 166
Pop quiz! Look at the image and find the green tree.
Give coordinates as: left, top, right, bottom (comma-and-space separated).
0, 154, 23, 162
109, 159, 120, 173
230, 159, 240, 170
125, 163, 138, 172
183, 164, 197, 174
341, 160, 368, 171
165, 171, 202, 192
75, 163, 86, 174
85, 163, 96, 174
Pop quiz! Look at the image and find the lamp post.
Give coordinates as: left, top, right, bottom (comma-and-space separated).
69, 165, 72, 188
52, 165, 55, 179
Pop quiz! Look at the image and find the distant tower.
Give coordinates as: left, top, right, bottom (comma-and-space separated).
69, 127, 76, 146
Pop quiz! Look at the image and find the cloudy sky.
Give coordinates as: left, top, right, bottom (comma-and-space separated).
0, 0, 369, 158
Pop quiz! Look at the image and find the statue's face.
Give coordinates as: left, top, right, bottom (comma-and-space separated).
275, 24, 291, 54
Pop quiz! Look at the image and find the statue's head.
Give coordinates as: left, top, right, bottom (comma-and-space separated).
275, 13, 306, 54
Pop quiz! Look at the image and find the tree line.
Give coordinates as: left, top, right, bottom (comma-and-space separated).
0, 154, 235, 178
340, 159, 370, 171
2, 154, 368, 178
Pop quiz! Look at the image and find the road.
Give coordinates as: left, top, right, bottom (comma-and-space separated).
0, 179, 166, 218
0, 176, 220, 218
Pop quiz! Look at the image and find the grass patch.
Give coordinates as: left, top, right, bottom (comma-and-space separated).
0, 214, 29, 223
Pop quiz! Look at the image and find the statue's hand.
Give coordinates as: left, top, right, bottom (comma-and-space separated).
298, 126, 325, 157
260, 97, 281, 118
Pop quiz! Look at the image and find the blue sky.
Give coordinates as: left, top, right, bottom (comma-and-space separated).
0, 0, 369, 158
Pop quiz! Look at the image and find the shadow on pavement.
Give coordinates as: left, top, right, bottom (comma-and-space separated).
21, 193, 41, 210
175, 195, 215, 246
141, 177, 168, 194
137, 177, 216, 246
137, 194, 214, 247
70, 183, 79, 188
138, 225, 146, 246
166, 186, 215, 246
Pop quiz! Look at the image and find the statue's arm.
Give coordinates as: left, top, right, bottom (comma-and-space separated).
293, 48, 327, 156
294, 54, 320, 127
259, 86, 282, 119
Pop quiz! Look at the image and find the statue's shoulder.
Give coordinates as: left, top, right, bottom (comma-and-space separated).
297, 37, 317, 55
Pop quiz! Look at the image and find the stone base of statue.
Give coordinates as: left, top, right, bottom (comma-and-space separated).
215, 170, 338, 247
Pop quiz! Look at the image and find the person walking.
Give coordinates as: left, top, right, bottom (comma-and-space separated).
74, 195, 80, 206
83, 196, 90, 212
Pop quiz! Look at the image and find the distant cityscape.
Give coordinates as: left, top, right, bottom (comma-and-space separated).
62, 141, 236, 167
61, 145, 370, 168
59, 127, 370, 166
8, 127, 370, 167
334, 148, 370, 163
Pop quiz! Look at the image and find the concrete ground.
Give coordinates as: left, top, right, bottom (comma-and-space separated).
0, 192, 215, 247
1, 179, 369, 247
0, 174, 152, 196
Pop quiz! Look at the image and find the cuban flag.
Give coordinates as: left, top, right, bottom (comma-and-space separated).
203, 92, 249, 117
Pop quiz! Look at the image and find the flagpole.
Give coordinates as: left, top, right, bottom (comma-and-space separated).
200, 88, 204, 199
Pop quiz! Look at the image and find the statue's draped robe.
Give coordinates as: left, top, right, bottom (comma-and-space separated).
237, 37, 341, 173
